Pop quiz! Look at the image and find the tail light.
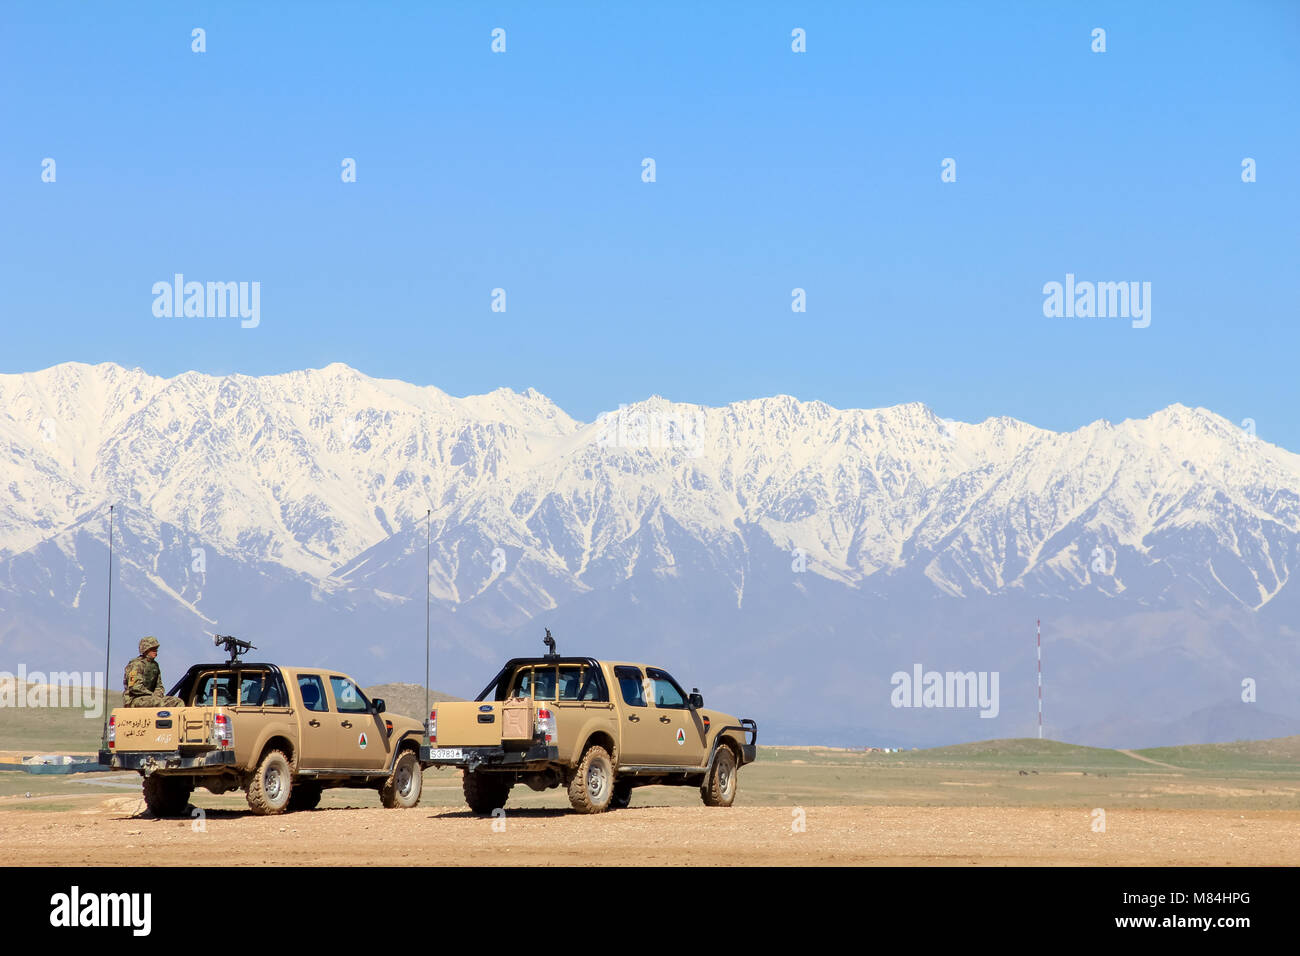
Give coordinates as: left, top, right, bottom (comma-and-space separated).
427, 708, 437, 743
213, 713, 233, 750
107, 714, 116, 749
536, 707, 556, 744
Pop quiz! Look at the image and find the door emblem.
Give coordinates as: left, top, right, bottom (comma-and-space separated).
358, 732, 368, 749
676, 728, 686, 746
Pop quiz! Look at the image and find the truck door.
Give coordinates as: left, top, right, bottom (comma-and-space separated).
295, 674, 337, 769
612, 665, 659, 765
646, 667, 708, 767
328, 674, 389, 770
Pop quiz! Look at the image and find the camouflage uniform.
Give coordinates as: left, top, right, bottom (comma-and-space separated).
123, 636, 183, 708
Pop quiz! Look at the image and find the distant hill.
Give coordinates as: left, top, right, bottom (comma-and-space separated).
1064, 702, 1300, 750
905, 735, 1300, 774
1136, 735, 1300, 772
364, 682, 463, 720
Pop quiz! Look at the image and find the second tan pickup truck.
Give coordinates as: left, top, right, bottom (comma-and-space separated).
420, 633, 757, 814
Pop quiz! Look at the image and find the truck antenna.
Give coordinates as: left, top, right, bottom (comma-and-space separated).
425, 508, 431, 737
100, 504, 114, 751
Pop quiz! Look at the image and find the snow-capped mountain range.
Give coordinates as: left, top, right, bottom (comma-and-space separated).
2, 362, 1298, 748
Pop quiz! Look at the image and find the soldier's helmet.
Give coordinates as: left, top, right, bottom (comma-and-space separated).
139, 636, 160, 655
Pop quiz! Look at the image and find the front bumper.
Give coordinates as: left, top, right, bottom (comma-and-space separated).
420, 743, 559, 771
97, 749, 237, 774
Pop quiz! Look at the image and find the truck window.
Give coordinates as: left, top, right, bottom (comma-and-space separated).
614, 666, 646, 707
263, 680, 285, 707
195, 672, 236, 706
239, 671, 287, 707
558, 667, 583, 700
510, 667, 557, 700
240, 672, 265, 705
646, 668, 688, 709
298, 675, 329, 712
533, 667, 557, 701
509, 668, 532, 698
330, 676, 370, 713
556, 666, 606, 701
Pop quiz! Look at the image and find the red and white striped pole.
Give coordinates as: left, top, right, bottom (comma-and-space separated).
1037, 618, 1043, 739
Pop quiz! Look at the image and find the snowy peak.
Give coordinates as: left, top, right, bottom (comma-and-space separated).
0, 362, 1297, 613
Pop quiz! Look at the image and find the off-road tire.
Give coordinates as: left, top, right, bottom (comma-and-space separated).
245, 749, 293, 815
380, 750, 423, 809
142, 775, 192, 817
568, 745, 614, 814
610, 778, 633, 810
701, 745, 738, 807
462, 771, 512, 815
286, 781, 322, 812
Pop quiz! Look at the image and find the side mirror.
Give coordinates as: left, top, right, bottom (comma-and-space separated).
372, 698, 386, 714
689, 690, 704, 709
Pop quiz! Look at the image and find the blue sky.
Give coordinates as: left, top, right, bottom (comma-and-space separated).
2, 1, 1297, 448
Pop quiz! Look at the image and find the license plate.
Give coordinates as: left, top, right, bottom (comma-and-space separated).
427, 748, 463, 761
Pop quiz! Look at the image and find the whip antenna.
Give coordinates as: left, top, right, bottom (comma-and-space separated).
100, 504, 114, 750
1037, 618, 1043, 739
425, 509, 431, 738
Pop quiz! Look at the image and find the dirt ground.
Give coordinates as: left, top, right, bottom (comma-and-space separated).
1, 796, 1295, 866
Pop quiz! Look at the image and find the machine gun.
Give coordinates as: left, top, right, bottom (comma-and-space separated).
543, 627, 559, 659
214, 634, 257, 663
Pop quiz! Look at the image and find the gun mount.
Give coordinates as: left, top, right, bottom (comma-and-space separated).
214, 634, 256, 663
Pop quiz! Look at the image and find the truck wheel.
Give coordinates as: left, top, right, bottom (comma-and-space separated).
142, 775, 193, 817
610, 778, 633, 810
701, 746, 738, 807
287, 782, 322, 812
246, 749, 293, 815
462, 771, 511, 814
568, 745, 614, 814
381, 750, 423, 809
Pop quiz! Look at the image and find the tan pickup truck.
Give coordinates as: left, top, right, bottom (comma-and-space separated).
98, 642, 427, 816
420, 635, 758, 814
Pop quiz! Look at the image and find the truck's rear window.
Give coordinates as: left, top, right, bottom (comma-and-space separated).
239, 671, 287, 707
508, 664, 606, 702
194, 672, 236, 706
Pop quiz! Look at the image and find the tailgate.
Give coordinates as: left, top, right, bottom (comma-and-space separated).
110, 707, 219, 753
431, 701, 506, 747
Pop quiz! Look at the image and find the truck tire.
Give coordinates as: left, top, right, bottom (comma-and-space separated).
462, 771, 511, 814
701, 745, 738, 807
380, 750, 423, 809
568, 745, 614, 814
287, 781, 322, 812
142, 775, 193, 818
610, 778, 633, 810
246, 749, 293, 815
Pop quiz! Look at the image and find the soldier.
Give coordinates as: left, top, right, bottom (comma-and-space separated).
123, 636, 183, 708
